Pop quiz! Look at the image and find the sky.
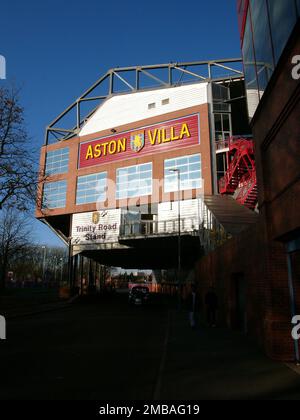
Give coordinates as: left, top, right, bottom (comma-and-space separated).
0, 0, 241, 247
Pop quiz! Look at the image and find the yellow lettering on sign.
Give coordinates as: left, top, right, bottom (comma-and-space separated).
94, 144, 101, 158
85, 145, 94, 160
148, 129, 158, 145
180, 123, 191, 139
84, 120, 193, 161
102, 142, 108, 156
158, 129, 161, 144
118, 138, 126, 152
170, 127, 179, 141
108, 141, 117, 155
161, 128, 171, 143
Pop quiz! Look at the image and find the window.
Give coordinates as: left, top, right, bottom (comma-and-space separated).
242, 12, 260, 118
116, 163, 152, 199
212, 84, 230, 112
43, 180, 67, 209
148, 103, 156, 110
250, 0, 275, 94
162, 98, 169, 105
214, 113, 231, 142
267, 0, 298, 64
45, 148, 69, 175
216, 152, 228, 183
76, 172, 107, 205
164, 154, 202, 192
297, 0, 300, 16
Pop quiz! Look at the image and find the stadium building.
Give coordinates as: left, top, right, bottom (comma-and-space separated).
36, 2, 299, 364
36, 59, 253, 278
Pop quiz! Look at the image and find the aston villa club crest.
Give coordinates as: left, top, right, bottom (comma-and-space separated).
92, 212, 100, 224
130, 131, 145, 153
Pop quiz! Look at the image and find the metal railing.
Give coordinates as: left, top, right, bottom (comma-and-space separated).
215, 139, 230, 151
119, 217, 199, 237
198, 199, 231, 254
119, 200, 231, 255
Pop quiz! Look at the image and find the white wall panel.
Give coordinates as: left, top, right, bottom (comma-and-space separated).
157, 199, 202, 233
79, 83, 208, 137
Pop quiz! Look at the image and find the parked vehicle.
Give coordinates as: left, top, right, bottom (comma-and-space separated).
128, 286, 150, 305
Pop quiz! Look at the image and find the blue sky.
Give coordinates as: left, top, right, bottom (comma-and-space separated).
0, 0, 241, 246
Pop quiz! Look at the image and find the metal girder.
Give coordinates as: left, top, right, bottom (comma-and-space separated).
140, 69, 169, 86
112, 71, 135, 91
213, 62, 243, 75
79, 96, 107, 102
173, 65, 207, 81
45, 58, 243, 145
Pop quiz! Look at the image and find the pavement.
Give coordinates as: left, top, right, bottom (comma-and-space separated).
0, 291, 300, 400
159, 312, 300, 400
0, 288, 67, 318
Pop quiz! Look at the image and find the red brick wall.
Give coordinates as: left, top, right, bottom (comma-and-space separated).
195, 218, 299, 361
251, 23, 300, 241
195, 19, 300, 362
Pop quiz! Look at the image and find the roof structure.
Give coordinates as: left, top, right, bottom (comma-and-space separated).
45, 58, 243, 144
204, 195, 259, 236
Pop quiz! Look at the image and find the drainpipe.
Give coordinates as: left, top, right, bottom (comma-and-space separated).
286, 243, 300, 364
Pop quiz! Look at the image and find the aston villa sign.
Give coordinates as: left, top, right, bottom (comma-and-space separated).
79, 114, 200, 169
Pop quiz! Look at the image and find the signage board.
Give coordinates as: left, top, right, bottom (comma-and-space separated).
79, 114, 200, 169
71, 210, 121, 244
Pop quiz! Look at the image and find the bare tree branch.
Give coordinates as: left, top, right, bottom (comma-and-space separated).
0, 208, 34, 289
0, 86, 47, 211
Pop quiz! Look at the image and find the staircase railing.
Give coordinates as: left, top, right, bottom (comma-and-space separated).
218, 138, 256, 197
234, 170, 257, 208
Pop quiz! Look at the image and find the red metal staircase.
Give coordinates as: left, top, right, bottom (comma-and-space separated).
218, 138, 258, 210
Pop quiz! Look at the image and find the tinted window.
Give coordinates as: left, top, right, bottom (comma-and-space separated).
242, 13, 260, 118
267, 0, 298, 63
164, 154, 202, 193
250, 0, 274, 95
116, 163, 152, 199
43, 180, 67, 209
297, 0, 300, 16
76, 172, 107, 205
45, 148, 69, 175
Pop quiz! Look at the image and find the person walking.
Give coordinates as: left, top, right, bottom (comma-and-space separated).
186, 284, 198, 329
205, 287, 218, 327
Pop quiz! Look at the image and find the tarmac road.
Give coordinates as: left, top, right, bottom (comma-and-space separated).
0, 293, 169, 400
1, 291, 300, 400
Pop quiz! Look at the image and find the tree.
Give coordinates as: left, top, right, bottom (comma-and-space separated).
0, 208, 33, 290
10, 245, 67, 286
0, 86, 43, 211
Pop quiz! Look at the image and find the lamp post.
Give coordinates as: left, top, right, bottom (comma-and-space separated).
169, 168, 181, 310
42, 246, 47, 285
68, 236, 73, 291
60, 257, 63, 286
53, 256, 57, 285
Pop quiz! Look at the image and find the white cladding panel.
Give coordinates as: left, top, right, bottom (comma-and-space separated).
158, 199, 202, 233
79, 83, 208, 137
72, 209, 121, 245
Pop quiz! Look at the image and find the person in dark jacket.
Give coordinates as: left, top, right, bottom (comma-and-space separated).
205, 287, 218, 327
